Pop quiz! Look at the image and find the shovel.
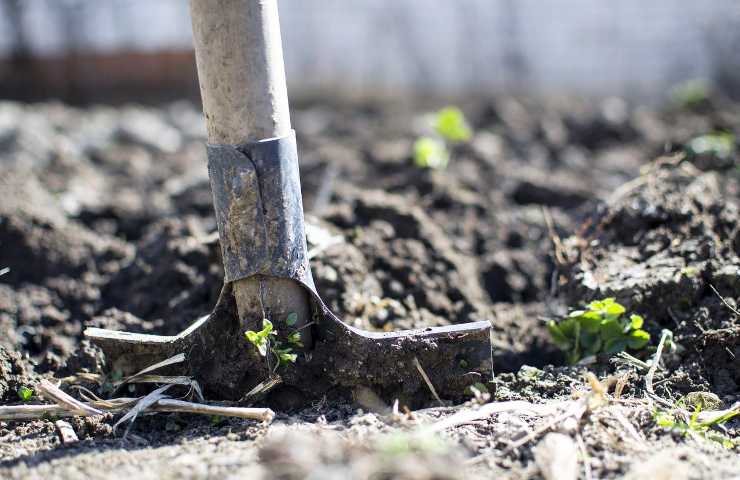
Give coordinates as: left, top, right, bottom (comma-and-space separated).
85, 0, 492, 408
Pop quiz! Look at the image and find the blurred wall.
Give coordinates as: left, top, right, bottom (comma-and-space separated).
2, 0, 740, 102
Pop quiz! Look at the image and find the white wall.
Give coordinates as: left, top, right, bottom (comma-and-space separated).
2, 0, 740, 99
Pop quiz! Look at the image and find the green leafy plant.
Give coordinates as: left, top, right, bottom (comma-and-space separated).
17, 386, 33, 402
287, 331, 303, 347
413, 106, 472, 170
245, 318, 274, 356
685, 132, 735, 160
433, 106, 472, 143
548, 298, 650, 364
414, 137, 449, 170
670, 79, 710, 109
244, 316, 299, 371
272, 345, 297, 368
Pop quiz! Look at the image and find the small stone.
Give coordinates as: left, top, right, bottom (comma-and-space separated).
55, 420, 79, 445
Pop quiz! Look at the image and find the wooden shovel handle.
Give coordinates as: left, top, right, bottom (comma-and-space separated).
190, 0, 311, 341
190, 0, 291, 143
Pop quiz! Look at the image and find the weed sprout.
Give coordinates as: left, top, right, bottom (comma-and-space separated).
548, 298, 650, 364
414, 106, 472, 170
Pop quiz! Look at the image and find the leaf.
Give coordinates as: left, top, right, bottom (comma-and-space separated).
261, 319, 273, 335
581, 331, 602, 355
288, 331, 303, 347
547, 320, 571, 350
655, 411, 677, 428
245, 330, 269, 357
286, 312, 298, 327
273, 346, 297, 366
568, 310, 586, 318
279, 352, 297, 364
17, 386, 33, 402
587, 299, 605, 311
605, 302, 626, 316
578, 312, 603, 333
434, 107, 472, 143
671, 79, 709, 108
600, 319, 624, 340
627, 330, 650, 349
558, 317, 578, 339
414, 137, 449, 170
629, 314, 644, 330
604, 337, 628, 354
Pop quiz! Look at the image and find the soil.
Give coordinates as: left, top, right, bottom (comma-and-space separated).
1, 94, 739, 478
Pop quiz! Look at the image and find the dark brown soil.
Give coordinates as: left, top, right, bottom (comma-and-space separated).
1, 95, 739, 478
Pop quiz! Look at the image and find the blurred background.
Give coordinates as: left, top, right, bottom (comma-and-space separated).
2, 0, 740, 103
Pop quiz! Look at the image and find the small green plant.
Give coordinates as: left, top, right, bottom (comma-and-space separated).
17, 386, 33, 402
670, 79, 710, 109
244, 315, 299, 371
413, 106, 472, 170
272, 345, 297, 367
679, 266, 700, 278
287, 330, 303, 347
245, 318, 274, 357
548, 298, 650, 364
414, 137, 449, 169
433, 106, 472, 143
655, 404, 739, 449
685, 132, 735, 160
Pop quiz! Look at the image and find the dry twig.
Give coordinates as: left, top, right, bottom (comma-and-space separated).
709, 284, 740, 316
645, 329, 672, 408
0, 395, 275, 423
413, 357, 443, 406
38, 379, 103, 417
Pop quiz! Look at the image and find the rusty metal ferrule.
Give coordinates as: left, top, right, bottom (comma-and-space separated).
206, 131, 313, 286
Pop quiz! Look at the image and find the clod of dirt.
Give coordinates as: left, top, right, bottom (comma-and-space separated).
0, 171, 131, 287
100, 218, 222, 334
0, 345, 33, 402
322, 187, 490, 329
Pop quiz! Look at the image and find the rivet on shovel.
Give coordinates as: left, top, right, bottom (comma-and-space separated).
85, 0, 492, 407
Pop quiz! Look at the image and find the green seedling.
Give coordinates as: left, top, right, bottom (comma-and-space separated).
287, 331, 303, 347
245, 318, 275, 356
271, 345, 297, 368
548, 297, 650, 364
414, 137, 449, 170
655, 403, 739, 449
670, 79, 710, 109
244, 317, 298, 371
685, 132, 735, 160
679, 266, 700, 278
433, 106, 472, 143
17, 386, 33, 402
413, 106, 472, 170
